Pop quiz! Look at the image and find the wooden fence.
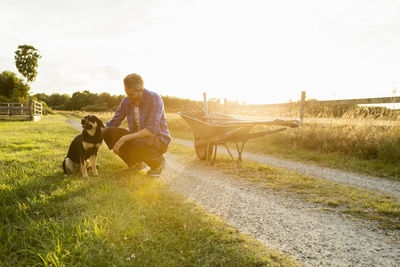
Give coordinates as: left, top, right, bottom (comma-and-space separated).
220, 92, 400, 120
0, 101, 43, 121
253, 92, 400, 107
255, 92, 400, 119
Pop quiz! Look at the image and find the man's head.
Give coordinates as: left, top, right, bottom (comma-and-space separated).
124, 73, 144, 102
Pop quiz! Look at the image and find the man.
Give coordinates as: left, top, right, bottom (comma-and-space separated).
103, 73, 171, 176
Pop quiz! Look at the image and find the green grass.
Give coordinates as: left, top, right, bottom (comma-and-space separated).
0, 115, 296, 266
168, 143, 400, 232
166, 113, 400, 181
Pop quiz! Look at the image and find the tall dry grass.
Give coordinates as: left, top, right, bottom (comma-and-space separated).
273, 118, 400, 162
218, 105, 400, 164
270, 109, 400, 162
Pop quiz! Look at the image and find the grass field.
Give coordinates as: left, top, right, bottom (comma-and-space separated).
0, 115, 295, 266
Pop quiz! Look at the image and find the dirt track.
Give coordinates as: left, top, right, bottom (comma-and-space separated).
66, 120, 400, 266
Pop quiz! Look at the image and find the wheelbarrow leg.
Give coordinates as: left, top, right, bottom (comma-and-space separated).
235, 142, 245, 167
206, 144, 218, 165
211, 145, 218, 165
224, 144, 234, 161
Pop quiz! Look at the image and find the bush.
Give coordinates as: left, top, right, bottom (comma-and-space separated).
0, 71, 30, 102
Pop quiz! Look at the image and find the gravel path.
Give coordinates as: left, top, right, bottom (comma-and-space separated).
173, 138, 400, 198
163, 153, 400, 266
66, 119, 82, 130
66, 120, 400, 266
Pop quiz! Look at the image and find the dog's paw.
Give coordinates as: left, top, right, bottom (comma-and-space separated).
93, 172, 99, 176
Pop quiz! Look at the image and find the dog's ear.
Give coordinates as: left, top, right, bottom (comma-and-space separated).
96, 117, 105, 128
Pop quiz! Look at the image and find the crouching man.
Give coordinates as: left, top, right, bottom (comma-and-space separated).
103, 73, 171, 176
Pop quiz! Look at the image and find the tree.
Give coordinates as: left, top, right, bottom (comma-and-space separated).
69, 91, 92, 110
0, 71, 30, 102
48, 93, 70, 109
14, 44, 41, 83
33, 93, 50, 104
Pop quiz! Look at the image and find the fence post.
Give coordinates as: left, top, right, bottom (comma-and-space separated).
29, 100, 34, 120
299, 91, 306, 122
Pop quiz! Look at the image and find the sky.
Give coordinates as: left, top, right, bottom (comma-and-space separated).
1, 0, 399, 104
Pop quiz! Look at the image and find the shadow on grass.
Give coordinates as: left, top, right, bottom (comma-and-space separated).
1, 171, 90, 223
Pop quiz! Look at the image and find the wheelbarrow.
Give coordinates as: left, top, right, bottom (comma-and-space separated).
178, 110, 301, 166
178, 92, 305, 165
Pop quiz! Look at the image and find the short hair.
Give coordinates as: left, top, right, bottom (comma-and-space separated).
123, 73, 144, 90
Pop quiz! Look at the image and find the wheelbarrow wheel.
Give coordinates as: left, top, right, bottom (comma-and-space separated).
194, 135, 213, 161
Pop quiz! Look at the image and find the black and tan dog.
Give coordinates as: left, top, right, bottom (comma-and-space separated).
63, 115, 104, 177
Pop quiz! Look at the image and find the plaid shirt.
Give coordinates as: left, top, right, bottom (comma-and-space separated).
106, 89, 171, 146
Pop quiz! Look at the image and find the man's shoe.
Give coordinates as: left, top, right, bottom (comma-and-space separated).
124, 161, 146, 172
136, 161, 147, 171
147, 158, 165, 177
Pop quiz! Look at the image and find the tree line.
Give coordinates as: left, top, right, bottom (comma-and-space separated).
33, 91, 202, 113
33, 91, 123, 111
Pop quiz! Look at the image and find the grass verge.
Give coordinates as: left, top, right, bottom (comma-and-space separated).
0, 115, 296, 266
168, 143, 400, 233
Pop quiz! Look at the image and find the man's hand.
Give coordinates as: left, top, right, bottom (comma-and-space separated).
113, 136, 126, 155
111, 129, 152, 155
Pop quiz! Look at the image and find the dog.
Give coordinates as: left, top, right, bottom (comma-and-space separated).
63, 115, 104, 177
